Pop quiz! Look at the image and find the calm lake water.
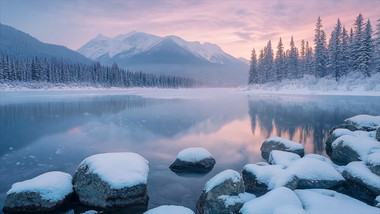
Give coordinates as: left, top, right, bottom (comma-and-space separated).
1, 89, 379, 213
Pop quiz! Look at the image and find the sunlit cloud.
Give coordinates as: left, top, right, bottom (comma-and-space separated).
0, 0, 378, 59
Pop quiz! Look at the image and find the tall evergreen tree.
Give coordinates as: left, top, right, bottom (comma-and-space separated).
263, 41, 274, 82
359, 20, 374, 76
314, 17, 328, 77
275, 38, 285, 81
352, 13, 365, 72
248, 48, 258, 84
374, 18, 380, 73
288, 36, 300, 78
328, 19, 344, 80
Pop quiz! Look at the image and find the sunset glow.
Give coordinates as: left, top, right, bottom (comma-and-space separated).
1, 0, 379, 59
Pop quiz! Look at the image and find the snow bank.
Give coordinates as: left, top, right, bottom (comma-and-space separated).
176, 147, 214, 162
345, 115, 380, 130
78, 152, 149, 189
204, 169, 241, 193
7, 171, 73, 201
295, 189, 380, 214
242, 73, 380, 96
240, 187, 305, 214
218, 193, 256, 208
144, 205, 195, 214
269, 150, 301, 167
344, 161, 380, 192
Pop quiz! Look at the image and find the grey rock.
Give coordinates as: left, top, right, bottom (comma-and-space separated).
260, 137, 304, 161
3, 191, 72, 213
330, 138, 361, 165
376, 127, 380, 142
375, 196, 380, 208
196, 170, 245, 214
325, 129, 353, 157
169, 157, 215, 174
366, 152, 380, 176
73, 164, 148, 208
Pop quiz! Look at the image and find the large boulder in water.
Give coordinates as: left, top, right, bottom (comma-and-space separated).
196, 169, 253, 214
3, 171, 73, 213
72, 152, 149, 208
260, 136, 304, 161
342, 161, 380, 205
268, 150, 301, 167
330, 115, 380, 133
170, 147, 215, 174
325, 129, 355, 156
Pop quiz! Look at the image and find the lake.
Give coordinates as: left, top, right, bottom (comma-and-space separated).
1, 88, 379, 213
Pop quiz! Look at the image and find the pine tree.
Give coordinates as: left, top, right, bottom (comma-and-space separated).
341, 26, 351, 75
359, 20, 374, 76
305, 41, 313, 75
257, 49, 265, 83
314, 17, 328, 77
374, 18, 380, 73
248, 48, 258, 84
263, 41, 274, 82
352, 14, 365, 72
288, 36, 300, 78
275, 38, 285, 81
328, 19, 344, 80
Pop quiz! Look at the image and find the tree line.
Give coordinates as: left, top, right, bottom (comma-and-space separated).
248, 14, 380, 84
0, 55, 196, 88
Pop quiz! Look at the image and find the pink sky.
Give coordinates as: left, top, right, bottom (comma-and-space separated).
1, 0, 379, 59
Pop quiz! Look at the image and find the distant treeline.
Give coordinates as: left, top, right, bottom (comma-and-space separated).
0, 55, 196, 88
249, 14, 380, 84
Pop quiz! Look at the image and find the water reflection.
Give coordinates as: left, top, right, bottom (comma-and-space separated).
247, 95, 380, 154
0, 91, 380, 213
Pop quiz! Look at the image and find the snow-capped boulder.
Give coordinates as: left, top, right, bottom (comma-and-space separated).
295, 189, 380, 214
376, 127, 380, 141
366, 151, 380, 176
144, 205, 194, 214
330, 133, 380, 165
169, 147, 215, 173
72, 152, 149, 208
268, 150, 301, 167
303, 154, 343, 173
3, 171, 73, 213
375, 196, 380, 208
331, 115, 380, 133
196, 169, 245, 214
240, 187, 306, 214
242, 164, 297, 196
325, 128, 355, 156
342, 161, 380, 204
285, 158, 344, 189
260, 136, 304, 161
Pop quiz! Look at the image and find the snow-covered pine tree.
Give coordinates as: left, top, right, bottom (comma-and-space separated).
275, 38, 285, 81
248, 48, 258, 84
314, 17, 328, 78
263, 41, 274, 82
288, 36, 300, 78
327, 19, 344, 80
358, 20, 374, 76
341, 26, 351, 75
374, 18, 380, 73
257, 49, 265, 83
352, 14, 365, 72
304, 41, 313, 75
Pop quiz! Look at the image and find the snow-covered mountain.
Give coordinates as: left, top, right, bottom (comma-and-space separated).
0, 23, 92, 64
78, 32, 248, 86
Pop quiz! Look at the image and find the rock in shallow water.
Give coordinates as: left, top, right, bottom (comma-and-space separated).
72, 152, 149, 208
196, 169, 246, 214
169, 147, 215, 174
144, 205, 194, 214
3, 171, 73, 213
260, 136, 304, 161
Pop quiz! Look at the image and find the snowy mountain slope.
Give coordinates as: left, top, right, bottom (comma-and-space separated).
78, 32, 248, 86
0, 23, 92, 64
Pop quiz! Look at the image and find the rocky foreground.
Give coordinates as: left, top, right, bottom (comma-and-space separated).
2, 114, 380, 213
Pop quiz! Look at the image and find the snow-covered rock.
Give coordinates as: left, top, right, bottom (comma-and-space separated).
285, 158, 344, 189
260, 136, 304, 161
375, 196, 380, 208
268, 150, 301, 167
330, 133, 380, 165
325, 128, 355, 156
342, 161, 380, 204
169, 147, 215, 173
217, 193, 255, 209
344, 115, 380, 131
295, 189, 380, 214
242, 164, 296, 196
3, 171, 73, 212
366, 151, 380, 176
196, 169, 245, 214
376, 127, 380, 141
240, 187, 306, 214
72, 152, 149, 208
144, 205, 194, 214
303, 154, 343, 173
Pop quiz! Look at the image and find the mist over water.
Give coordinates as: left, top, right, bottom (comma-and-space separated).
1, 89, 379, 213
